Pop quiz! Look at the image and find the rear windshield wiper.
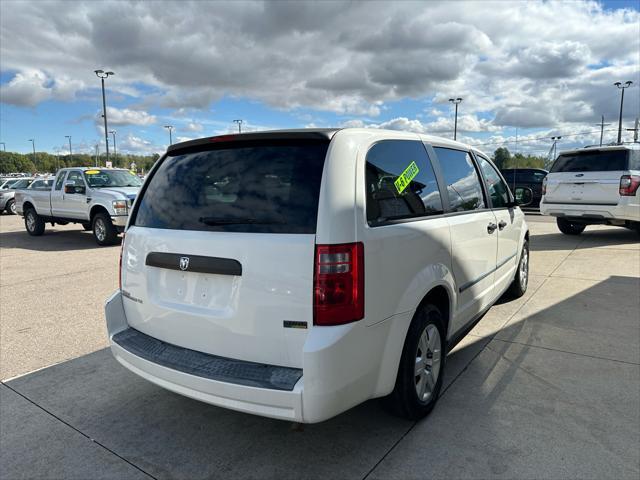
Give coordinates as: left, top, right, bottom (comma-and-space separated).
199, 216, 285, 226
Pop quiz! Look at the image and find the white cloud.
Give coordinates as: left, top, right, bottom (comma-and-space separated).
0, 1, 638, 130
104, 107, 157, 126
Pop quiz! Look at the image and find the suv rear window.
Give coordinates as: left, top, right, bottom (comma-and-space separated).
133, 140, 329, 234
551, 150, 629, 172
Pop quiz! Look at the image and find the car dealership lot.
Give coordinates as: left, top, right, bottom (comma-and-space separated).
1, 214, 639, 479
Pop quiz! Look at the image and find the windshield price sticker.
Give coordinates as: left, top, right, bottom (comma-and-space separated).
394, 161, 420, 194
85, 170, 101, 175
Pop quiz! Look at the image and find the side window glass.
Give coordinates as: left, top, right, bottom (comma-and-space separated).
55, 172, 66, 191
365, 140, 443, 224
477, 155, 511, 209
433, 148, 485, 212
67, 171, 84, 186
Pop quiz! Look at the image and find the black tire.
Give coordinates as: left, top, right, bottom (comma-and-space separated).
82, 222, 92, 231
384, 304, 446, 420
92, 212, 118, 246
5, 199, 16, 215
24, 208, 45, 236
506, 239, 529, 299
557, 217, 586, 235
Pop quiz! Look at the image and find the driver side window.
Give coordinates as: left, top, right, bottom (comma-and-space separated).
67, 171, 85, 187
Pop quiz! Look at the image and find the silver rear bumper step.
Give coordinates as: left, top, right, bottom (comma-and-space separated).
112, 328, 303, 391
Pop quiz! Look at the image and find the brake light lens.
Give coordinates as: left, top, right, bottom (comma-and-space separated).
619, 175, 640, 196
118, 234, 125, 290
541, 176, 547, 196
314, 242, 364, 326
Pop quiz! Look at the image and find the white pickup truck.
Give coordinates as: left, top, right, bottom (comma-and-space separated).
15, 167, 142, 245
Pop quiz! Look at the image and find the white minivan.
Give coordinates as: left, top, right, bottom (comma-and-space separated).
105, 129, 529, 423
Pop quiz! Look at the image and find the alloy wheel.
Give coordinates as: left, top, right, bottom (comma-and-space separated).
414, 324, 442, 402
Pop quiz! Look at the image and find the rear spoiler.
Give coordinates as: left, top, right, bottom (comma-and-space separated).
166, 129, 340, 155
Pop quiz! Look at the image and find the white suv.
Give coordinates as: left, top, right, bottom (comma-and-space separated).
541, 144, 640, 235
105, 129, 529, 423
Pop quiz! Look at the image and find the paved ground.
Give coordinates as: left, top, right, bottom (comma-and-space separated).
1, 213, 639, 479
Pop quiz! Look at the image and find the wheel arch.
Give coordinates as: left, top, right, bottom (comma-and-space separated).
373, 281, 454, 398
89, 204, 110, 222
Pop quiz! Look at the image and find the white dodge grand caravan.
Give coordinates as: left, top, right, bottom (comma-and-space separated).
105, 128, 529, 423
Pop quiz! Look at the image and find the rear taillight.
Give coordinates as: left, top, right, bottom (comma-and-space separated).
541, 176, 547, 196
313, 242, 364, 326
619, 175, 640, 196
118, 234, 125, 290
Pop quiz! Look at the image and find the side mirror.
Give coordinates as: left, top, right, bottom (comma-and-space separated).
64, 182, 86, 195
514, 187, 533, 207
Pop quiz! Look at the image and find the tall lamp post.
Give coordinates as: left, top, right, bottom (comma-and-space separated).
233, 119, 243, 133
614, 81, 633, 144
109, 130, 117, 166
65, 135, 72, 164
28, 139, 37, 172
551, 136, 562, 161
94, 69, 114, 162
448, 98, 463, 141
164, 125, 174, 145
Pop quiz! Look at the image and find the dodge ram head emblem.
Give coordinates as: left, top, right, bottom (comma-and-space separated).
179, 257, 190, 271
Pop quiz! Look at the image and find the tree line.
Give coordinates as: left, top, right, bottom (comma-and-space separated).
0, 151, 161, 174
491, 147, 547, 170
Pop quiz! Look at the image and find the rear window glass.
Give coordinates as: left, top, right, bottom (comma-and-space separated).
133, 140, 329, 234
551, 150, 629, 172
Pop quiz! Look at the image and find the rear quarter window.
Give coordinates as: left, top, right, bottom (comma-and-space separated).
133, 140, 329, 234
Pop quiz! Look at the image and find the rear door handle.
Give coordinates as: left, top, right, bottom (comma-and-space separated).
498, 220, 507, 230
487, 222, 497, 234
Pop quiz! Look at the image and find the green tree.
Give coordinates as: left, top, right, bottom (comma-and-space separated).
492, 147, 511, 170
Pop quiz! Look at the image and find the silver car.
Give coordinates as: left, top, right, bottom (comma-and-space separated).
0, 178, 33, 215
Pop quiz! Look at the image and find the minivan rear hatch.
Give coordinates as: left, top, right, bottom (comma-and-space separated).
121, 134, 331, 369
545, 148, 632, 205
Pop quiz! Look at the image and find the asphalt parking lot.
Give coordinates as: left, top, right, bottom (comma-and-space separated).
1, 213, 639, 479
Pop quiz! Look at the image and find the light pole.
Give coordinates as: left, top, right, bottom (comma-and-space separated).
551, 136, 562, 161
233, 119, 243, 133
594, 116, 611, 147
29, 139, 37, 171
164, 125, 174, 145
95, 144, 100, 167
614, 81, 633, 144
94, 69, 114, 162
109, 130, 117, 166
448, 98, 462, 141
65, 135, 72, 164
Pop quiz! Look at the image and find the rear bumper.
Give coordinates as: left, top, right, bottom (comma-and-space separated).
105, 291, 403, 423
540, 200, 640, 222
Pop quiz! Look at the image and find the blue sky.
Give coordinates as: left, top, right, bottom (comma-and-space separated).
1, 0, 639, 159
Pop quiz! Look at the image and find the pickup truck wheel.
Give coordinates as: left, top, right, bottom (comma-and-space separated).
506, 239, 529, 299
384, 304, 445, 420
557, 218, 586, 235
92, 213, 118, 246
25, 208, 45, 236
5, 199, 16, 215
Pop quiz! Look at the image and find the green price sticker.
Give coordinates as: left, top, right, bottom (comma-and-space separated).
394, 161, 420, 194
